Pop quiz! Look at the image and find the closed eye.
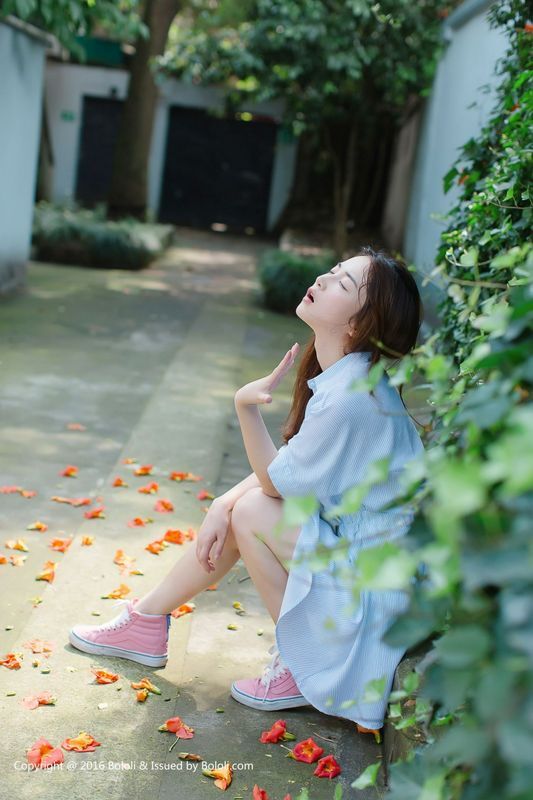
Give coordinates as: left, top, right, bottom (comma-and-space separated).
329, 269, 348, 291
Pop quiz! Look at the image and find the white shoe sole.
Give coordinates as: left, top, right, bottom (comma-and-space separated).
230, 682, 311, 711
69, 629, 168, 668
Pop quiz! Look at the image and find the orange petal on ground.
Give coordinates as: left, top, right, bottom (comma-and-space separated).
22, 694, 40, 710
84, 506, 105, 519
169, 471, 203, 482
48, 537, 73, 553
196, 490, 215, 500
205, 583, 218, 591
170, 602, 195, 618
61, 731, 101, 752
101, 583, 131, 600
290, 737, 324, 763
35, 561, 57, 582
154, 499, 174, 513
27, 737, 64, 769
259, 719, 289, 743
27, 521, 48, 532
202, 762, 233, 790
113, 477, 128, 487
66, 422, 86, 430
122, 457, 137, 464
252, 787, 270, 800
0, 555, 7, 564
313, 754, 342, 779
130, 677, 161, 694
5, 538, 29, 551
114, 549, 136, 567
163, 529, 186, 544
134, 465, 153, 475
81, 536, 94, 546
136, 688, 149, 702
0, 652, 23, 669
128, 516, 154, 528
23, 639, 54, 655
145, 539, 167, 554
0, 486, 36, 497
138, 482, 159, 494
159, 716, 195, 738
60, 465, 79, 477
9, 554, 27, 566
20, 489, 37, 498
91, 667, 119, 684
22, 691, 56, 709
51, 496, 92, 506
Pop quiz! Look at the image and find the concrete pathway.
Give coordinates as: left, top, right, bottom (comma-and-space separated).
0, 229, 386, 799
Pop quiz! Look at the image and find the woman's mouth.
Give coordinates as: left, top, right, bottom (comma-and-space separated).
304, 289, 314, 303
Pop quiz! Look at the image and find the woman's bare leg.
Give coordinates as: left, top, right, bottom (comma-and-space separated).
230, 487, 302, 624
134, 487, 301, 621
135, 529, 241, 615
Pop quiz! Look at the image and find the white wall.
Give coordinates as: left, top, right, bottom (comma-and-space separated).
44, 63, 130, 203
44, 62, 297, 230
404, 0, 509, 288
0, 19, 49, 293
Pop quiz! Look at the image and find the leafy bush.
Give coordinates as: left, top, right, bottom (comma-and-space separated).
32, 202, 173, 270
258, 248, 334, 313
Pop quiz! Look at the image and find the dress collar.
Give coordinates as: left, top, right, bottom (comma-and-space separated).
306, 351, 372, 392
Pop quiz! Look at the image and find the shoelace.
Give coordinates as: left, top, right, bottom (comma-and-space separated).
259, 646, 290, 696
96, 598, 131, 631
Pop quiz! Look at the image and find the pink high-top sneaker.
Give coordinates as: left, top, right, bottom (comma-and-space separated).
230, 644, 311, 711
68, 598, 170, 667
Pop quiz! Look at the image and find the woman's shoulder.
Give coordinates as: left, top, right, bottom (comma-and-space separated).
314, 378, 379, 419
317, 370, 417, 428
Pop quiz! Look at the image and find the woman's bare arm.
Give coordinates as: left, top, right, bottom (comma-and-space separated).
214, 470, 280, 513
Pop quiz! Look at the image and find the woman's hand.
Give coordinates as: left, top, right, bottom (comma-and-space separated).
234, 343, 299, 408
195, 499, 233, 573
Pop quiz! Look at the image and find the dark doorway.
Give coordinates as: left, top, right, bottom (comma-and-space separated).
75, 95, 123, 206
159, 106, 277, 232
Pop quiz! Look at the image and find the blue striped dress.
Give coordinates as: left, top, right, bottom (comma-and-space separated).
267, 350, 425, 729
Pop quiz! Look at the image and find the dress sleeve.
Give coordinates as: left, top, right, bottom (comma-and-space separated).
267, 391, 393, 499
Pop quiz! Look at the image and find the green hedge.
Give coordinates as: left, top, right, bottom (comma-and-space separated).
257, 248, 334, 313
32, 202, 173, 270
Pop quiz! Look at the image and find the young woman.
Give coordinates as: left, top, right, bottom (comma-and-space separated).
69, 245, 425, 736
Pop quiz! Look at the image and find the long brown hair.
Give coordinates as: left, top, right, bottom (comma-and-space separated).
280, 245, 424, 444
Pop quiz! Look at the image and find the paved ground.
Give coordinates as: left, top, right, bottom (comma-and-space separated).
0, 229, 398, 799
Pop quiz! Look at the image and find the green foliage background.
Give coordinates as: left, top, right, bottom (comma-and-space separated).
0, 0, 147, 55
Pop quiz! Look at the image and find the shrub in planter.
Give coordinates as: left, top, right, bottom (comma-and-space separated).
258, 248, 334, 313
32, 203, 171, 270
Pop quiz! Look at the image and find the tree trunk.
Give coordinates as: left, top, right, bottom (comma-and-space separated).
107, 0, 181, 220
325, 118, 358, 260
359, 116, 391, 229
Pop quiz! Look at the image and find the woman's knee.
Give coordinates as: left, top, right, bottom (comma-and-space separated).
231, 486, 275, 533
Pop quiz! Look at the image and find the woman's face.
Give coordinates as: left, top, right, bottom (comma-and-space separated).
296, 255, 370, 336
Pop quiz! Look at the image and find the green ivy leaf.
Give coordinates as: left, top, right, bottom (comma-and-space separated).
434, 625, 491, 667
351, 760, 381, 790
